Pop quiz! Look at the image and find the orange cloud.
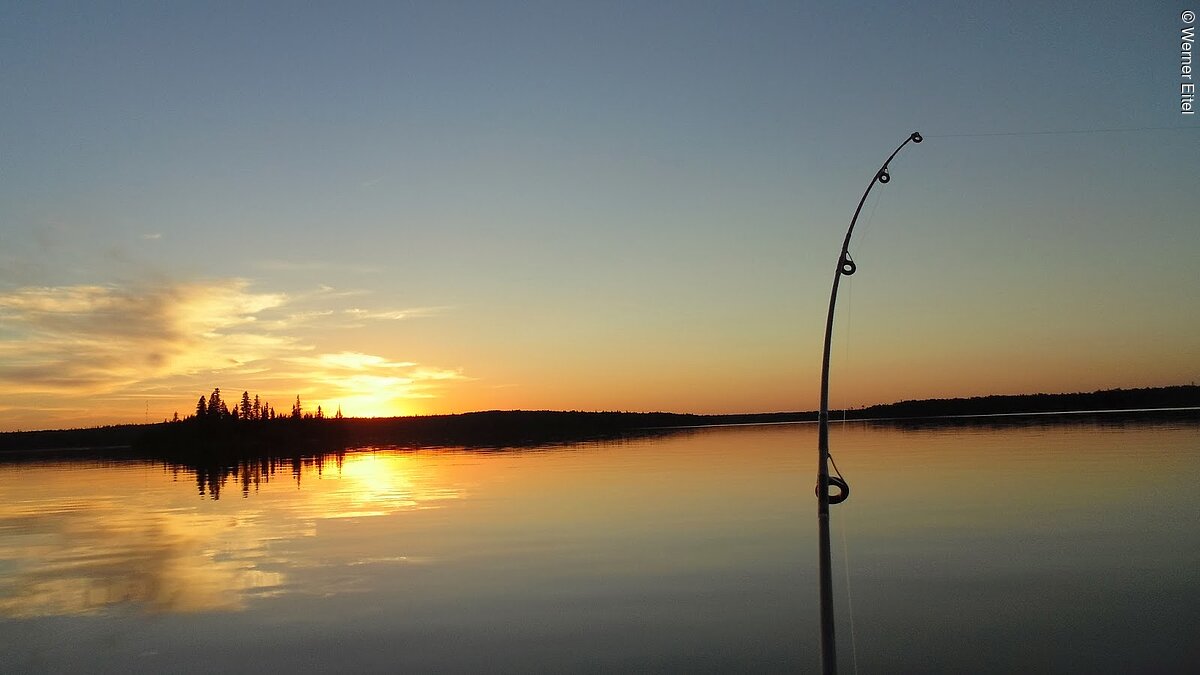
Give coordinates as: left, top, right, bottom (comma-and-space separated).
0, 279, 465, 429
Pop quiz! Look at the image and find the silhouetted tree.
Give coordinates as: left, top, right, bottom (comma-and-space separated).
335, 405, 343, 419
240, 391, 252, 420
210, 388, 224, 420
316, 405, 324, 420
291, 396, 302, 420
253, 395, 262, 421
196, 396, 208, 419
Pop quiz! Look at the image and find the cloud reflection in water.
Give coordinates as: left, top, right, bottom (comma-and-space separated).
0, 450, 460, 618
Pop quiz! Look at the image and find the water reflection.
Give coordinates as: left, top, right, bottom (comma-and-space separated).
0, 449, 463, 619
0, 499, 283, 617
189, 453, 345, 500
0, 421, 1196, 673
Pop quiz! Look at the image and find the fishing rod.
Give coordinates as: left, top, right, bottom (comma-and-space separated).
816, 131, 922, 675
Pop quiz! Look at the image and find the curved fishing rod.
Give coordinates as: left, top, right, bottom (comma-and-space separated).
816, 131, 922, 675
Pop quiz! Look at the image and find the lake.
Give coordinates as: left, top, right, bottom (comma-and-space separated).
0, 418, 1197, 673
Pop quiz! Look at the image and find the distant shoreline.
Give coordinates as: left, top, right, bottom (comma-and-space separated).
2, 385, 1198, 455
655, 406, 1200, 427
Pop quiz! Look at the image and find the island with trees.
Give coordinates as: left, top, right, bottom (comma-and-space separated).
1, 385, 1198, 458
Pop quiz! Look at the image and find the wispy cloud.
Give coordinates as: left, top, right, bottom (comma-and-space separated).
141, 233, 162, 240
343, 307, 447, 321
295, 354, 464, 386
0, 280, 289, 395
259, 309, 336, 330
295, 352, 418, 371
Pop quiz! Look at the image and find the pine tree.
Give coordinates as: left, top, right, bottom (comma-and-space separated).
253, 395, 261, 421
335, 405, 343, 419
240, 391, 252, 420
196, 396, 208, 419
316, 405, 324, 420
291, 395, 302, 419
210, 388, 223, 419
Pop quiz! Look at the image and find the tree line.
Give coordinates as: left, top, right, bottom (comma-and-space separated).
187, 388, 342, 422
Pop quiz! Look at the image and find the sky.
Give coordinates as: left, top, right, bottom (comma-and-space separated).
1, 1, 1197, 430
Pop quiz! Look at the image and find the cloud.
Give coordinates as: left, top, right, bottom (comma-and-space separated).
0, 278, 467, 427
141, 233, 163, 240
0, 499, 284, 617
315, 352, 417, 370
343, 307, 447, 321
0, 452, 458, 618
409, 367, 466, 381
0, 280, 290, 395
293, 353, 464, 387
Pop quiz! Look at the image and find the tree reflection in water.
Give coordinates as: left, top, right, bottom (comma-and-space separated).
187, 451, 347, 500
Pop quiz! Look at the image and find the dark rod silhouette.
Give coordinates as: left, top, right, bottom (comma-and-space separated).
816, 131, 922, 675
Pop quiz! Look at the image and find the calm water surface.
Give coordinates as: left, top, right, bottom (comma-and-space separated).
0, 420, 1197, 673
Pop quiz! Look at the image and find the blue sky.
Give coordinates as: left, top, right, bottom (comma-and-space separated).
1, 1, 1196, 429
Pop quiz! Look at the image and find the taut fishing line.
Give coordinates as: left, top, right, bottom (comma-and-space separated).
829, 146, 912, 675
838, 186, 884, 421
852, 182, 887, 259
825, 448, 859, 675
838, 503, 860, 675
926, 124, 1196, 139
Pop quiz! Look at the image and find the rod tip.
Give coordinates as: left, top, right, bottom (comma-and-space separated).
910, 131, 923, 143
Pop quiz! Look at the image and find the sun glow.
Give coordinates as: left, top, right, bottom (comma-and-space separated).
300, 353, 462, 419
322, 393, 410, 419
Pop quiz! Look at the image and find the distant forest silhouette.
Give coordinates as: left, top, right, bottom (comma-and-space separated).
2, 385, 1198, 457
849, 385, 1200, 419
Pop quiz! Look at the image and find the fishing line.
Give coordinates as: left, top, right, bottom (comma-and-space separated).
853, 184, 887, 257
828, 449, 860, 675
926, 124, 1196, 139
827, 449, 846, 483
825, 441, 854, 672
839, 187, 884, 422
840, 276, 852, 424
829, 155, 892, 675
838, 502, 861, 675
